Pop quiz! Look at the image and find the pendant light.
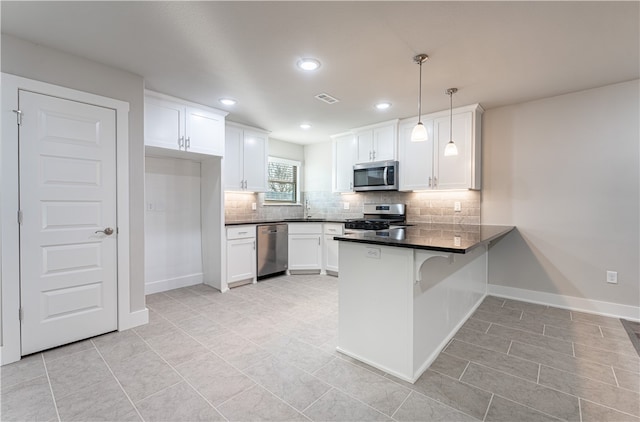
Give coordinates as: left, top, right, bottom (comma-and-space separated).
444, 88, 459, 156
411, 54, 429, 142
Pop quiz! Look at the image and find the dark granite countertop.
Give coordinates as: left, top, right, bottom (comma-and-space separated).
334, 224, 515, 254
225, 218, 349, 226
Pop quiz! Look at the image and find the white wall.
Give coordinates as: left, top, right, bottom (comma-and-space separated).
482, 80, 640, 308
304, 141, 332, 192
1, 34, 147, 311
144, 157, 203, 293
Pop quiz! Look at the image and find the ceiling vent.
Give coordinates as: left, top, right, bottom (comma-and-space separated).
315, 93, 340, 104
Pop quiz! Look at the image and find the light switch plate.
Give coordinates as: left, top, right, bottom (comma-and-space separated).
606, 270, 618, 284
454, 201, 461, 212
252, 203, 257, 211
344, 202, 350, 210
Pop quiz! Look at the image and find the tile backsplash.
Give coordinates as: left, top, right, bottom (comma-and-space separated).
225, 190, 480, 224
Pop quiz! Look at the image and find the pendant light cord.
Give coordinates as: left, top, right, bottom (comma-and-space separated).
418, 60, 423, 123
449, 89, 453, 142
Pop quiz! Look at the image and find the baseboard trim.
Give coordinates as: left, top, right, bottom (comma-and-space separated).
487, 284, 640, 322
119, 308, 149, 330
145, 273, 203, 295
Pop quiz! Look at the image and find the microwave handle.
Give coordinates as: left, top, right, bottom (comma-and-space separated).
383, 166, 388, 185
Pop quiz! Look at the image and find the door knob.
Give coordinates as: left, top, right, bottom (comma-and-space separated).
95, 227, 114, 235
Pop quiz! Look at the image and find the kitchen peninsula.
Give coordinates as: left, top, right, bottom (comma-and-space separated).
334, 224, 514, 383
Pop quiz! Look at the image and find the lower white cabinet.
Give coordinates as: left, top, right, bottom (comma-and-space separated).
323, 223, 343, 274
288, 223, 322, 272
226, 225, 256, 285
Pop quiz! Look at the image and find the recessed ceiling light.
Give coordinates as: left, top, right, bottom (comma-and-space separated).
219, 98, 237, 106
375, 102, 392, 110
300, 123, 312, 130
297, 58, 321, 71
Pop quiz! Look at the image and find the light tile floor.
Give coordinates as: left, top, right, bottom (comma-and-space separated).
2, 274, 639, 421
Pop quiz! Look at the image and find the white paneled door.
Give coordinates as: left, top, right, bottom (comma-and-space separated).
19, 90, 118, 355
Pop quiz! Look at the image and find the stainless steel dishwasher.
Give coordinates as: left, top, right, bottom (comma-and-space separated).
257, 224, 288, 279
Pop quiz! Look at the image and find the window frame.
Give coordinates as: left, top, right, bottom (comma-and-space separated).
264, 156, 301, 205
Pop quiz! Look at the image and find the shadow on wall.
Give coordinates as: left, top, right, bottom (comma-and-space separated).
487, 228, 584, 299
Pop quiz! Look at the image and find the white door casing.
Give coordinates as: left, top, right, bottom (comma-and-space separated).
19, 91, 118, 355
1, 73, 143, 365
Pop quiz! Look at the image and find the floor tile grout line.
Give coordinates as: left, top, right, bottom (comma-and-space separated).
389, 389, 413, 420
40, 353, 61, 422
149, 298, 335, 419
458, 361, 471, 381
578, 395, 583, 422
91, 338, 151, 422
481, 393, 494, 422
536, 364, 541, 384
299, 386, 334, 415
131, 330, 231, 421
610, 365, 621, 388
506, 340, 513, 355
579, 397, 640, 419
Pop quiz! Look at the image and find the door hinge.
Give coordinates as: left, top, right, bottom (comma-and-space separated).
17, 210, 23, 225
12, 109, 23, 126
19, 308, 24, 321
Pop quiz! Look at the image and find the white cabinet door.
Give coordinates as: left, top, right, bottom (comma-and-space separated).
145, 96, 184, 150
289, 235, 322, 271
373, 124, 396, 161
224, 125, 244, 191
243, 130, 268, 192
186, 106, 224, 156
227, 238, 256, 284
324, 235, 339, 273
398, 120, 434, 191
355, 130, 374, 163
434, 111, 473, 190
332, 133, 357, 192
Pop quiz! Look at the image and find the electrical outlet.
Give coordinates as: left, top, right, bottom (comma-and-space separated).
146, 202, 154, 211
454, 201, 461, 212
251, 202, 257, 211
454, 236, 461, 247
344, 202, 350, 210
606, 270, 618, 284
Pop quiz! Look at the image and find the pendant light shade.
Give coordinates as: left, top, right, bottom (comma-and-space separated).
444, 88, 459, 156
411, 54, 429, 142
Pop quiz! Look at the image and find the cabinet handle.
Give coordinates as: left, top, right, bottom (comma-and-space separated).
433, 177, 438, 188
372, 150, 376, 160
178, 136, 185, 148
253, 240, 255, 250
369, 151, 372, 161
185, 136, 191, 149
428, 176, 432, 187
318, 237, 321, 246
238, 231, 247, 235
350, 182, 353, 190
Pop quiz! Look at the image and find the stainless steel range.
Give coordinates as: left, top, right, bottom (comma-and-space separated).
344, 203, 406, 231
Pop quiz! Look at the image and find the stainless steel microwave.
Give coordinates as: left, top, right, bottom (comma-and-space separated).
353, 160, 399, 191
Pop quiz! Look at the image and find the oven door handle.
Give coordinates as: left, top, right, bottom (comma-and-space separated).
383, 167, 389, 185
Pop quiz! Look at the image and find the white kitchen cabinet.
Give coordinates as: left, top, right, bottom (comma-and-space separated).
226, 225, 256, 286
398, 119, 434, 191
323, 223, 343, 275
354, 120, 398, 163
224, 123, 268, 192
288, 223, 322, 273
398, 104, 482, 191
144, 91, 226, 157
331, 132, 357, 193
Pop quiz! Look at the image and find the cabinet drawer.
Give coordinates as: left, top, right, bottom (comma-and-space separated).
227, 225, 256, 240
288, 223, 322, 235
323, 223, 344, 235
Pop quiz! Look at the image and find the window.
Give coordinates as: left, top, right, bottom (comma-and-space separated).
265, 157, 300, 203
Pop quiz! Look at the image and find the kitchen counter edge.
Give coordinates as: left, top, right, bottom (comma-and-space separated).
333, 224, 515, 254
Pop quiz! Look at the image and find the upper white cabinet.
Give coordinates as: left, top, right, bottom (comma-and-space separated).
354, 120, 398, 163
331, 132, 357, 193
144, 91, 227, 157
398, 104, 482, 191
224, 123, 269, 192
331, 120, 398, 193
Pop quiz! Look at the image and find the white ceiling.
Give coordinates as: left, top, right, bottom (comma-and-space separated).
2, 1, 638, 145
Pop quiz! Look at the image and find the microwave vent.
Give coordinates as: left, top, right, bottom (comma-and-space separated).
315, 93, 340, 104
